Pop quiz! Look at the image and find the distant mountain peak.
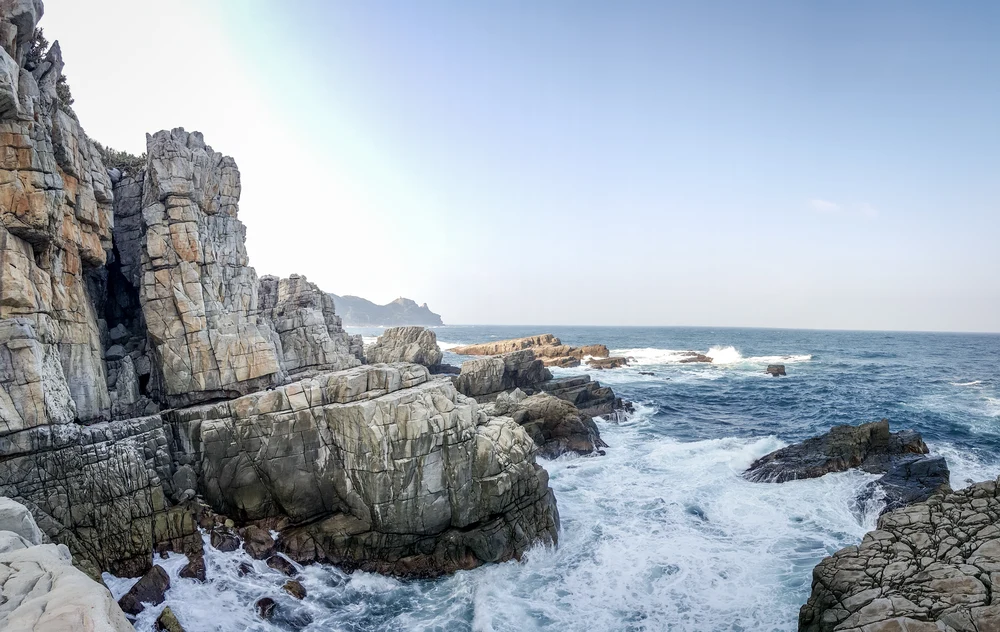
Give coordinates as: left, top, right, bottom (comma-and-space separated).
330, 293, 443, 327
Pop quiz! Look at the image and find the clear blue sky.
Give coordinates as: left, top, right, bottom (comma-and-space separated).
45, 0, 999, 331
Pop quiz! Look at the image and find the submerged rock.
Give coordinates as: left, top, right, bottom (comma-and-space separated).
364, 325, 443, 367
766, 364, 786, 376
586, 356, 630, 369
800, 477, 1000, 632
255, 597, 277, 620
155, 606, 186, 632
282, 580, 307, 600
118, 565, 170, 616
744, 419, 930, 483
679, 353, 713, 363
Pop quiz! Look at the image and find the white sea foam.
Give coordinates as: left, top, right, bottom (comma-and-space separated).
438, 340, 466, 351
120, 404, 888, 632
612, 345, 812, 367
951, 380, 983, 387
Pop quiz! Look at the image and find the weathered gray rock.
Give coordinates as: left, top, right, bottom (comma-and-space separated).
486, 390, 607, 458
0, 414, 182, 577
118, 564, 169, 615
800, 477, 1000, 632
167, 363, 559, 577
364, 326, 443, 367
744, 419, 932, 483
0, 497, 133, 632
258, 274, 360, 377
537, 374, 628, 419
0, 4, 113, 426
454, 349, 552, 399
137, 128, 284, 407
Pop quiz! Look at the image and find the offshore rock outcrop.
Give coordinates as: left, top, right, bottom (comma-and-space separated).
451, 334, 611, 369
800, 478, 1000, 632
0, 497, 133, 631
167, 363, 558, 577
745, 420, 951, 518
364, 325, 443, 367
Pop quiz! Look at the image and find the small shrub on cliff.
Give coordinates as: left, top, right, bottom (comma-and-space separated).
25, 28, 48, 70
93, 141, 146, 174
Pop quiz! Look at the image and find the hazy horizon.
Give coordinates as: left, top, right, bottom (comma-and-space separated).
42, 0, 999, 333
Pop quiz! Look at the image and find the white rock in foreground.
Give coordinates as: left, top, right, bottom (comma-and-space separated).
0, 497, 132, 632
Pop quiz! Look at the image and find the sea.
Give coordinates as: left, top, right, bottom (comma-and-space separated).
107, 326, 1000, 632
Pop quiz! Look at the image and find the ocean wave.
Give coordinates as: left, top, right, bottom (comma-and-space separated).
613, 345, 812, 367
950, 380, 983, 387
438, 341, 466, 351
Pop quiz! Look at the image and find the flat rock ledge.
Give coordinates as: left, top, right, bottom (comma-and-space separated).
800, 477, 1000, 632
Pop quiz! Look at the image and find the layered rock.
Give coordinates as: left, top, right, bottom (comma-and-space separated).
0, 413, 182, 577
488, 389, 607, 458
258, 273, 361, 377
538, 374, 629, 419
167, 363, 559, 577
364, 325, 443, 367
454, 349, 552, 399
135, 128, 284, 406
0, 5, 114, 426
800, 478, 1000, 632
0, 497, 133, 632
451, 334, 611, 368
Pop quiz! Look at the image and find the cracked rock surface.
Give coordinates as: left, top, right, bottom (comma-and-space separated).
800, 477, 1000, 632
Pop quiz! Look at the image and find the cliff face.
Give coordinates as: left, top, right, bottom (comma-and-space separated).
330, 293, 444, 327
0, 0, 558, 589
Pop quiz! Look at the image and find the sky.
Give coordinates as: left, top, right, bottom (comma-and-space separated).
41, 0, 999, 331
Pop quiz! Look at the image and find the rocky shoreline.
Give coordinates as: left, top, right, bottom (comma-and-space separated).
0, 3, 994, 631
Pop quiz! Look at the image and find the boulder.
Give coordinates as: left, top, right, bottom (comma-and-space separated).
240, 524, 276, 560
766, 364, 786, 376
179, 552, 206, 582
487, 391, 607, 458
266, 555, 297, 577
800, 477, 1000, 632
364, 326, 443, 367
155, 606, 186, 632
166, 363, 559, 578
282, 580, 307, 600
860, 454, 951, 515
118, 564, 170, 616
454, 349, 551, 399
679, 353, 712, 363
744, 419, 931, 483
0, 498, 133, 631
538, 375, 628, 419
255, 597, 277, 620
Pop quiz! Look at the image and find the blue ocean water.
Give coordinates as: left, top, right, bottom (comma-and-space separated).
112, 326, 1000, 632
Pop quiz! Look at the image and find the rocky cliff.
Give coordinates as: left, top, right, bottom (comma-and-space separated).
330, 293, 444, 327
0, 0, 558, 600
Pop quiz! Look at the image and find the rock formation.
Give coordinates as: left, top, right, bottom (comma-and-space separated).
330, 293, 443, 327
168, 363, 558, 577
745, 420, 950, 516
487, 389, 607, 458
364, 325, 443, 367
800, 477, 1000, 632
766, 364, 786, 376
0, 0, 561, 589
451, 334, 612, 368
744, 419, 933, 483
0, 497, 133, 631
454, 349, 552, 399
258, 273, 362, 377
